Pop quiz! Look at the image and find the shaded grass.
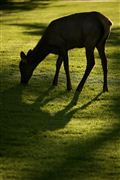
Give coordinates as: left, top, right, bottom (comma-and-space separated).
0, 0, 52, 12
0, 1, 120, 180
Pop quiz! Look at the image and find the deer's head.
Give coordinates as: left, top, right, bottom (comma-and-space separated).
19, 50, 34, 85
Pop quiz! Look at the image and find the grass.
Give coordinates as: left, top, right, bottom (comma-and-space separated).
0, 1, 120, 180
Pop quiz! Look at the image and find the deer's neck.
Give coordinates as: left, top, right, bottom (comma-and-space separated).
31, 38, 49, 69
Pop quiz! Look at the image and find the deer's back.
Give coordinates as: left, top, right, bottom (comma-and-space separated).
42, 12, 109, 51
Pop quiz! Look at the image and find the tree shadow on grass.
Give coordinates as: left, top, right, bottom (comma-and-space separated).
9, 22, 47, 36
31, 92, 120, 180
38, 123, 120, 180
1, 77, 120, 179
1, 0, 51, 13
108, 27, 120, 47
0, 82, 102, 156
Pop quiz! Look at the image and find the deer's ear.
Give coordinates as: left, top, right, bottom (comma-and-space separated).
20, 51, 27, 63
27, 49, 33, 57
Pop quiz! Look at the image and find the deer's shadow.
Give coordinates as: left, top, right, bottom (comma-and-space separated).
1, 85, 103, 135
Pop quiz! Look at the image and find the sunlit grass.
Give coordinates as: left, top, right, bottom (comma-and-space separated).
1, 1, 120, 180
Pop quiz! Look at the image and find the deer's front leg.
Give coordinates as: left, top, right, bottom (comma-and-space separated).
52, 55, 62, 86
62, 50, 72, 91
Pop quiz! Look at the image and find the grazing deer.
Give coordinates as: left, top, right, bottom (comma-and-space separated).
19, 11, 112, 94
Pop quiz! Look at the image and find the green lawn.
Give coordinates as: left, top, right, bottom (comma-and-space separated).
0, 1, 120, 180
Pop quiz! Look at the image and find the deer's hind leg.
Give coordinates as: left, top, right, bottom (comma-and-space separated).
97, 41, 108, 92
76, 47, 95, 93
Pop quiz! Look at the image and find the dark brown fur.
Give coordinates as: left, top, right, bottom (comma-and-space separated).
19, 11, 112, 93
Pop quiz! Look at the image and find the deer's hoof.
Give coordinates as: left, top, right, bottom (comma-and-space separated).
52, 82, 58, 86
103, 86, 108, 92
67, 87, 72, 91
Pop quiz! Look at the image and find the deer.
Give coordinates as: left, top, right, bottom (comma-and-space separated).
19, 11, 112, 98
